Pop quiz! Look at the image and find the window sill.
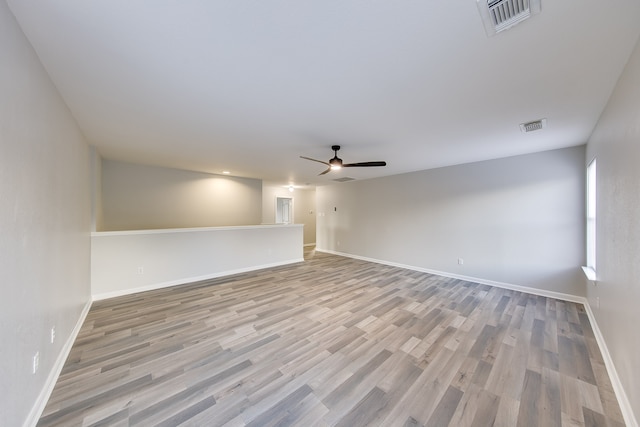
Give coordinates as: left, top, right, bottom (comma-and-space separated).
582, 266, 597, 281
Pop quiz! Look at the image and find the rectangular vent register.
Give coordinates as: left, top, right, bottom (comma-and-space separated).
477, 0, 541, 36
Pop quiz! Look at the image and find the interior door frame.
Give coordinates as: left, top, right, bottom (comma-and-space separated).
275, 196, 294, 224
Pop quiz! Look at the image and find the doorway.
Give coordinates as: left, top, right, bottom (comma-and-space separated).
275, 197, 293, 224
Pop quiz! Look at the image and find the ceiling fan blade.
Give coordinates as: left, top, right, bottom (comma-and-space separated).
300, 156, 330, 166
302, 146, 386, 175
343, 161, 387, 167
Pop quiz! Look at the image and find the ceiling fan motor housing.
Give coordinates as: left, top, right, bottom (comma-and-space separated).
330, 145, 343, 167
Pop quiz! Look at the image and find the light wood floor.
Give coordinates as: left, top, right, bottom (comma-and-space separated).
38, 248, 625, 426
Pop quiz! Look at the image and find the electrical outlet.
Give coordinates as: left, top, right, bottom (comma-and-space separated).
51, 326, 55, 343
137, 266, 144, 274
458, 258, 464, 265
32, 352, 39, 374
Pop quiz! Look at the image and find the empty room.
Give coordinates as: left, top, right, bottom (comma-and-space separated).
2, 1, 640, 426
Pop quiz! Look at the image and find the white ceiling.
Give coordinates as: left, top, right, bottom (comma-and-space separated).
7, 1, 640, 186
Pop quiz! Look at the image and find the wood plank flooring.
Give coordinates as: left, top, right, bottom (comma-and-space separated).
38, 248, 625, 426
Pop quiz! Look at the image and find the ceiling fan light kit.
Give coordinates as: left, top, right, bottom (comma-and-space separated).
300, 145, 387, 176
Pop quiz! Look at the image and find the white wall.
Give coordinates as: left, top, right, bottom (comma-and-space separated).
92, 225, 303, 299
0, 2, 91, 426
90, 146, 103, 232
262, 183, 316, 245
317, 146, 586, 297
101, 159, 262, 231
586, 34, 640, 425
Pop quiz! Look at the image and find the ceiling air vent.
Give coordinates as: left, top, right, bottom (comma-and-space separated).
333, 177, 356, 183
477, 0, 541, 36
520, 118, 547, 133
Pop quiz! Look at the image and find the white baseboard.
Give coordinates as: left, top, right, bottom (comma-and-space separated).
92, 258, 305, 301
317, 248, 637, 426
316, 248, 585, 303
24, 299, 92, 427
303, 243, 316, 247
583, 303, 638, 427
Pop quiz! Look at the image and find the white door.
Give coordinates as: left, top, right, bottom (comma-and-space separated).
276, 197, 293, 224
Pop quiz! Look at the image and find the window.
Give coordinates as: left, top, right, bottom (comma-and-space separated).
584, 159, 597, 279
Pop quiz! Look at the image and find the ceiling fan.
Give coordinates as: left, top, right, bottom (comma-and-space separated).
300, 145, 387, 175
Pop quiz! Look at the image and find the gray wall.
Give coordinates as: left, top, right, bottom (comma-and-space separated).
0, 2, 91, 426
317, 146, 586, 296
90, 147, 104, 232
262, 184, 316, 245
101, 159, 262, 231
294, 189, 317, 246
586, 34, 640, 422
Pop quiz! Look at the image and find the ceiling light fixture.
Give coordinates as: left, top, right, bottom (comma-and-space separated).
222, 171, 230, 175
